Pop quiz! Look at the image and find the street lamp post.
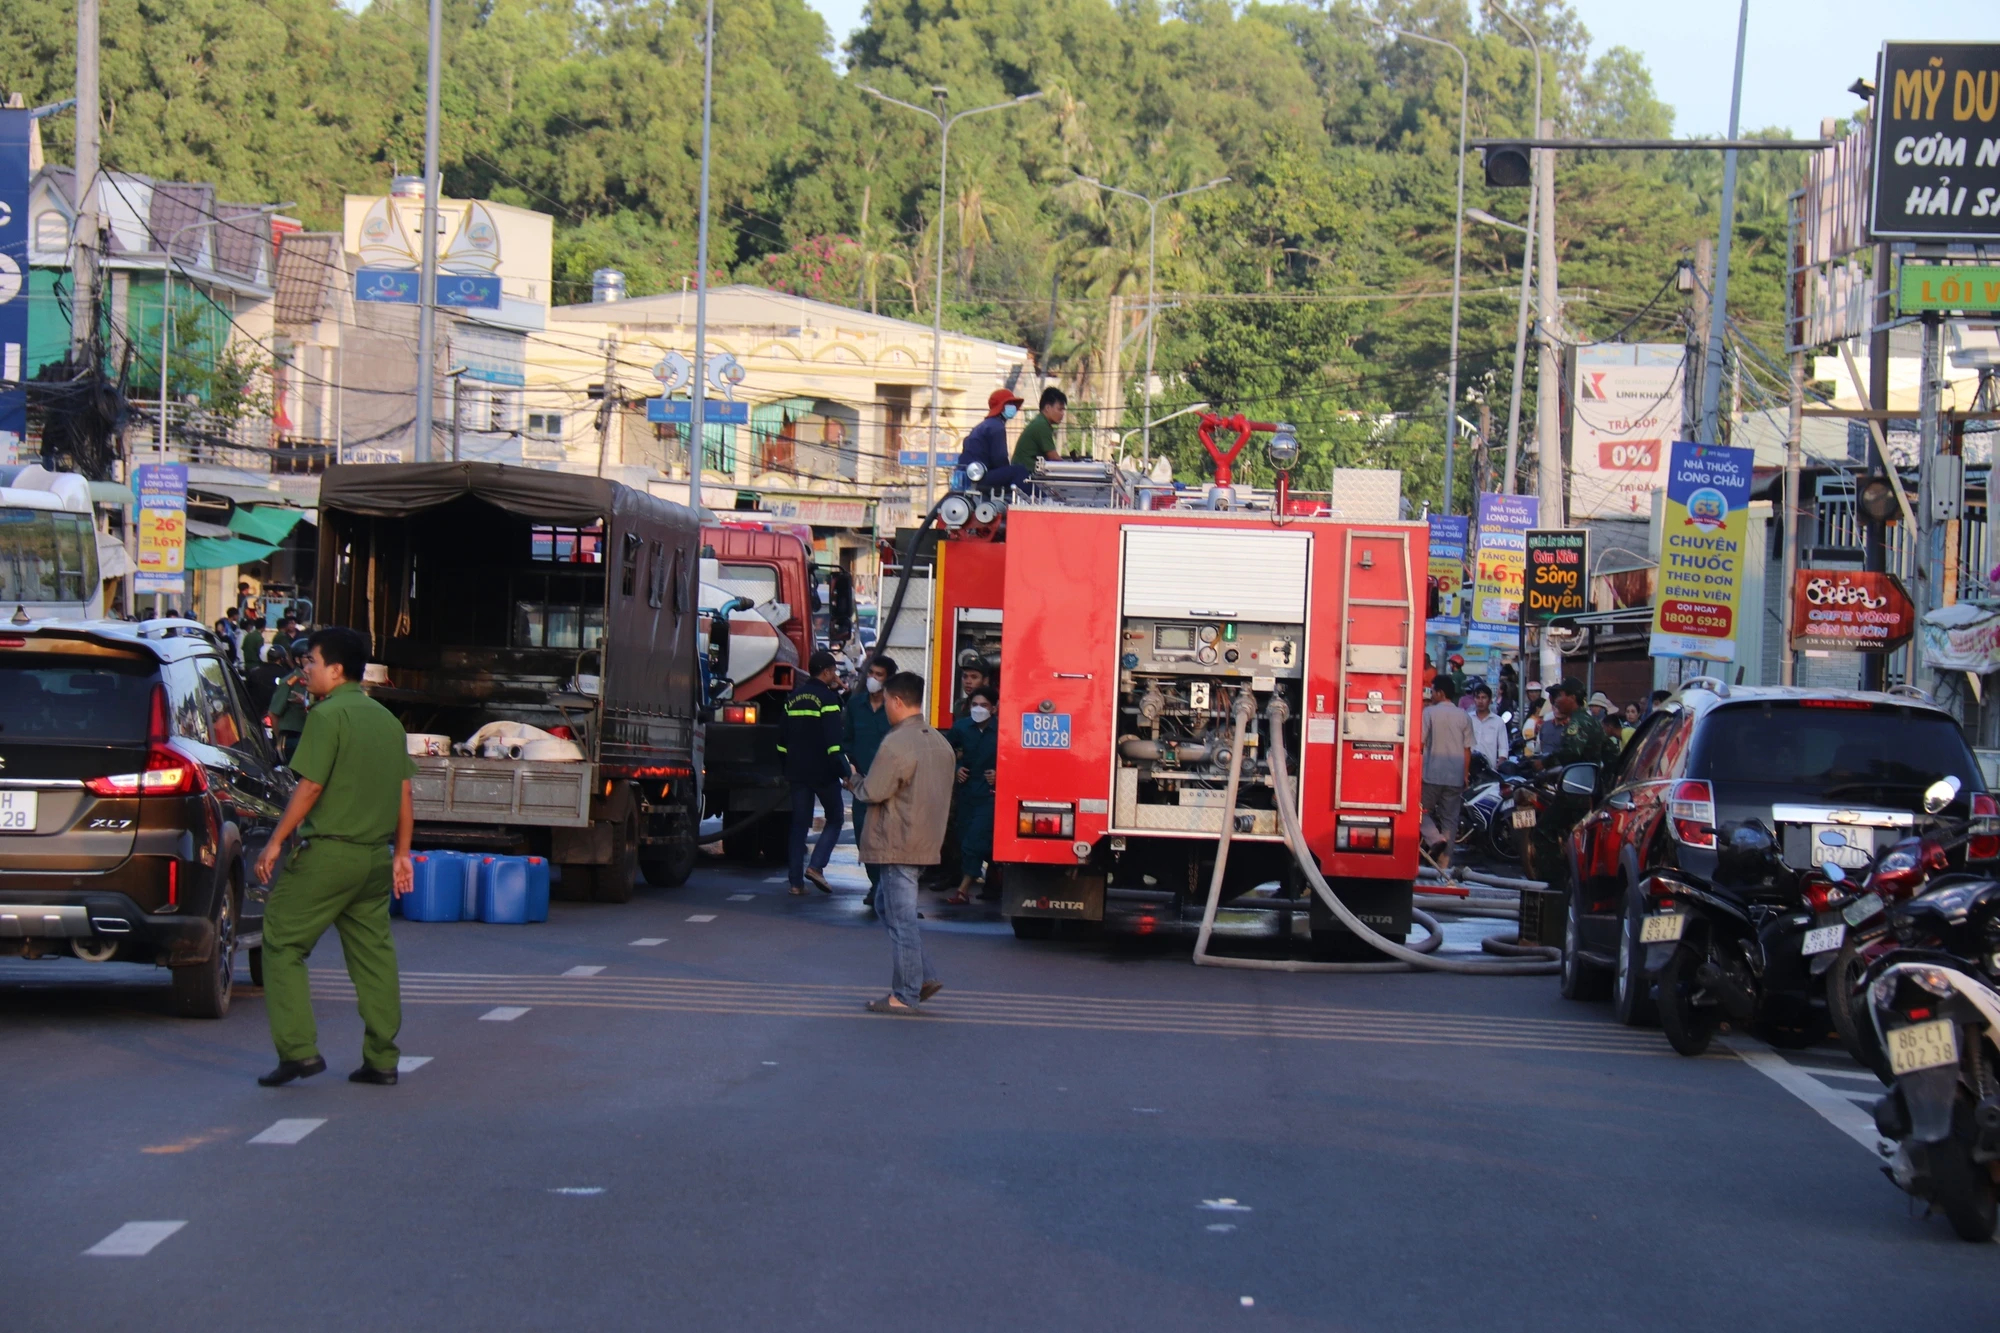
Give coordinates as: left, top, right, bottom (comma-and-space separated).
864, 85, 1044, 508
689, 0, 717, 519
1073, 175, 1229, 469
1488, 3, 1543, 495
1373, 20, 1468, 515
157, 203, 292, 460
1116, 401, 1210, 454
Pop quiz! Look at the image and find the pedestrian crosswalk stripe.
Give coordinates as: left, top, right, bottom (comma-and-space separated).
629, 938, 666, 947
726, 894, 754, 901
310, 971, 1668, 1056
562, 966, 605, 977
249, 1118, 325, 1145
686, 914, 717, 923
85, 1222, 186, 1257
479, 1006, 531, 1021
396, 1056, 432, 1072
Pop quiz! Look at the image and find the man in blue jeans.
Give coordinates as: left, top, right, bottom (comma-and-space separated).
849, 672, 955, 1014
779, 649, 849, 895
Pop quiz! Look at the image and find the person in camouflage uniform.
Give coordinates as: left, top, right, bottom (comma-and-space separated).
1545, 680, 1620, 769
1525, 681, 1616, 890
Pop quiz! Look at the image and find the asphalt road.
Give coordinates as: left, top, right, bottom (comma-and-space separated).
3, 836, 1995, 1331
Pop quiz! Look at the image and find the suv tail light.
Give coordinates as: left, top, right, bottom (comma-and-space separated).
1335, 816, 1395, 852
1972, 793, 2000, 861
1668, 780, 1716, 849
84, 683, 208, 797
1016, 800, 1074, 839
721, 704, 759, 724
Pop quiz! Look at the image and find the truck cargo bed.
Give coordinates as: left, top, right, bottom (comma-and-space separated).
408, 755, 594, 827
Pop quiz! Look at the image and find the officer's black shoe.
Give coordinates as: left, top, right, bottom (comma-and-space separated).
257, 1055, 327, 1087
348, 1065, 398, 1086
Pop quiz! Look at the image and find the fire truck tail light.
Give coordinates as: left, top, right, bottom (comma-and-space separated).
1668, 780, 1717, 849
1970, 793, 2000, 861
1017, 801, 1075, 839
1335, 816, 1394, 852
720, 704, 759, 725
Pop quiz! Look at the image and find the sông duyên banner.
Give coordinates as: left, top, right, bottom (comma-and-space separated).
1650, 441, 1753, 662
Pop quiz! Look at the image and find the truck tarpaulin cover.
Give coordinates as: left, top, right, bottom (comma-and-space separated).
317, 462, 640, 526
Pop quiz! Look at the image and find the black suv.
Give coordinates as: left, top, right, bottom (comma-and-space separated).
0, 618, 293, 1016
1558, 680, 1993, 1024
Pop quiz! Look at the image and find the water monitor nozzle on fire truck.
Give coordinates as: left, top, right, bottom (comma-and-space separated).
1192, 692, 1561, 976
1196, 414, 1300, 510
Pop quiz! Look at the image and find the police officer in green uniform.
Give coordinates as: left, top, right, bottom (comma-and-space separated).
252, 626, 417, 1088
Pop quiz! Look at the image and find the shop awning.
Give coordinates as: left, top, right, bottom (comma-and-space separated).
228, 504, 306, 546
185, 535, 280, 571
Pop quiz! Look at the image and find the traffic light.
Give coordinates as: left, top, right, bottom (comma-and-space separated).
1481, 143, 1533, 189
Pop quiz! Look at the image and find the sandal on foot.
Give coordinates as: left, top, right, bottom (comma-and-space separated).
919, 980, 943, 1002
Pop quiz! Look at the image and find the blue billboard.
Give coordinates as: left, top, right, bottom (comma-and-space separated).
0, 110, 30, 457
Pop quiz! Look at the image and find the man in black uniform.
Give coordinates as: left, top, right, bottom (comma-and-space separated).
780, 649, 850, 895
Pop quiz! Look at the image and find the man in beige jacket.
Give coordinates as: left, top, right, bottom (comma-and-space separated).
849, 671, 956, 1014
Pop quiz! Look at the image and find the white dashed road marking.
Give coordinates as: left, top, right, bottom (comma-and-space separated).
396, 1056, 432, 1073
85, 1222, 186, 1257
562, 966, 605, 977
1724, 1036, 1882, 1153
726, 894, 754, 902
686, 915, 717, 923
629, 938, 666, 947
480, 1006, 531, 1022
248, 1118, 325, 1145
550, 1186, 605, 1196
1199, 1198, 1252, 1212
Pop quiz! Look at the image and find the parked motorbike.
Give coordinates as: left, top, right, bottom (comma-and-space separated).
1514, 762, 1597, 889
1868, 953, 2000, 1241
1642, 820, 1821, 1056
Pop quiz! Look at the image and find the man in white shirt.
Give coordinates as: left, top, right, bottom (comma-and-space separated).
1468, 683, 1508, 772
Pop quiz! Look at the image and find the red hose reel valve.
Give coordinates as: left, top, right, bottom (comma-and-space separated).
1196, 412, 1279, 488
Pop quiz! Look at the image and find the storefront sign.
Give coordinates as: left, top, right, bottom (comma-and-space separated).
1651, 442, 1754, 661
1523, 529, 1588, 625
1899, 263, 2000, 313
761, 496, 872, 527
1426, 514, 1469, 637
1869, 41, 2000, 242
132, 462, 189, 595
1923, 600, 2000, 674
1466, 493, 1538, 648
1569, 346, 1683, 518
1790, 570, 1916, 652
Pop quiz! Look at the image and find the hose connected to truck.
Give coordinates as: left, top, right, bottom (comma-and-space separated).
1193, 693, 1560, 975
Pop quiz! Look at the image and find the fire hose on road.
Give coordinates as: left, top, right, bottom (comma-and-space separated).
1192, 693, 1560, 975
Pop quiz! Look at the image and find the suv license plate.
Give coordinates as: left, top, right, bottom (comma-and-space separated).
0, 790, 38, 833
1802, 924, 1845, 955
1511, 807, 1537, 829
1639, 913, 1685, 944
1886, 1019, 1958, 1076
1842, 893, 1884, 927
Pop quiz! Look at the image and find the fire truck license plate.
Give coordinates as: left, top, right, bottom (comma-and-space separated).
1886, 1019, 1958, 1076
1021, 714, 1071, 750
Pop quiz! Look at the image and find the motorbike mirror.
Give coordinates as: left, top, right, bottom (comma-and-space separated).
1822, 861, 1847, 883
1923, 775, 1961, 814
1559, 763, 1598, 797
1501, 711, 1513, 723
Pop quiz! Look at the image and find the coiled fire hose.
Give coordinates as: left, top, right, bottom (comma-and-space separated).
1192, 693, 1560, 975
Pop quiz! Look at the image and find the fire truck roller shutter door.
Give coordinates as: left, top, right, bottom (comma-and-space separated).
1120, 528, 1311, 622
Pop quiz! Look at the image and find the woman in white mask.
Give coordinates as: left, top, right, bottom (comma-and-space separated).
945, 687, 999, 904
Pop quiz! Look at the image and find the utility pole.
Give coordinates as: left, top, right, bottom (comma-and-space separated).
413, 0, 443, 463
1686, 239, 1712, 437
1917, 313, 1944, 627
1862, 237, 1892, 691
72, 0, 99, 361
689, 0, 716, 518
1533, 118, 1563, 691
1780, 349, 1804, 686
1698, 0, 1751, 444
596, 334, 619, 478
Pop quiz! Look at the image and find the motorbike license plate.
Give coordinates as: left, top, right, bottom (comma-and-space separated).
1886, 1019, 1959, 1076
0, 790, 38, 833
1511, 806, 1538, 829
1841, 893, 1884, 927
1801, 924, 1845, 956
1639, 913, 1685, 944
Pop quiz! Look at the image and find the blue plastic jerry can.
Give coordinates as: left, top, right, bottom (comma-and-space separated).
524, 856, 550, 923
402, 853, 462, 922
477, 855, 531, 925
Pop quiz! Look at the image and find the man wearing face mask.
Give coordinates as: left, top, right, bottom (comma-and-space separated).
945, 687, 999, 904
843, 654, 899, 905
955, 388, 1030, 493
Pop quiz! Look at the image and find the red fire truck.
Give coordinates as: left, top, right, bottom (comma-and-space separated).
914, 446, 1426, 955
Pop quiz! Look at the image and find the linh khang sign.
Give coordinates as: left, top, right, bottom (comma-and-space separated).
1651, 442, 1753, 662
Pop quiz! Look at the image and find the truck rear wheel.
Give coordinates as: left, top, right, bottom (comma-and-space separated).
640, 841, 696, 889
591, 808, 641, 903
